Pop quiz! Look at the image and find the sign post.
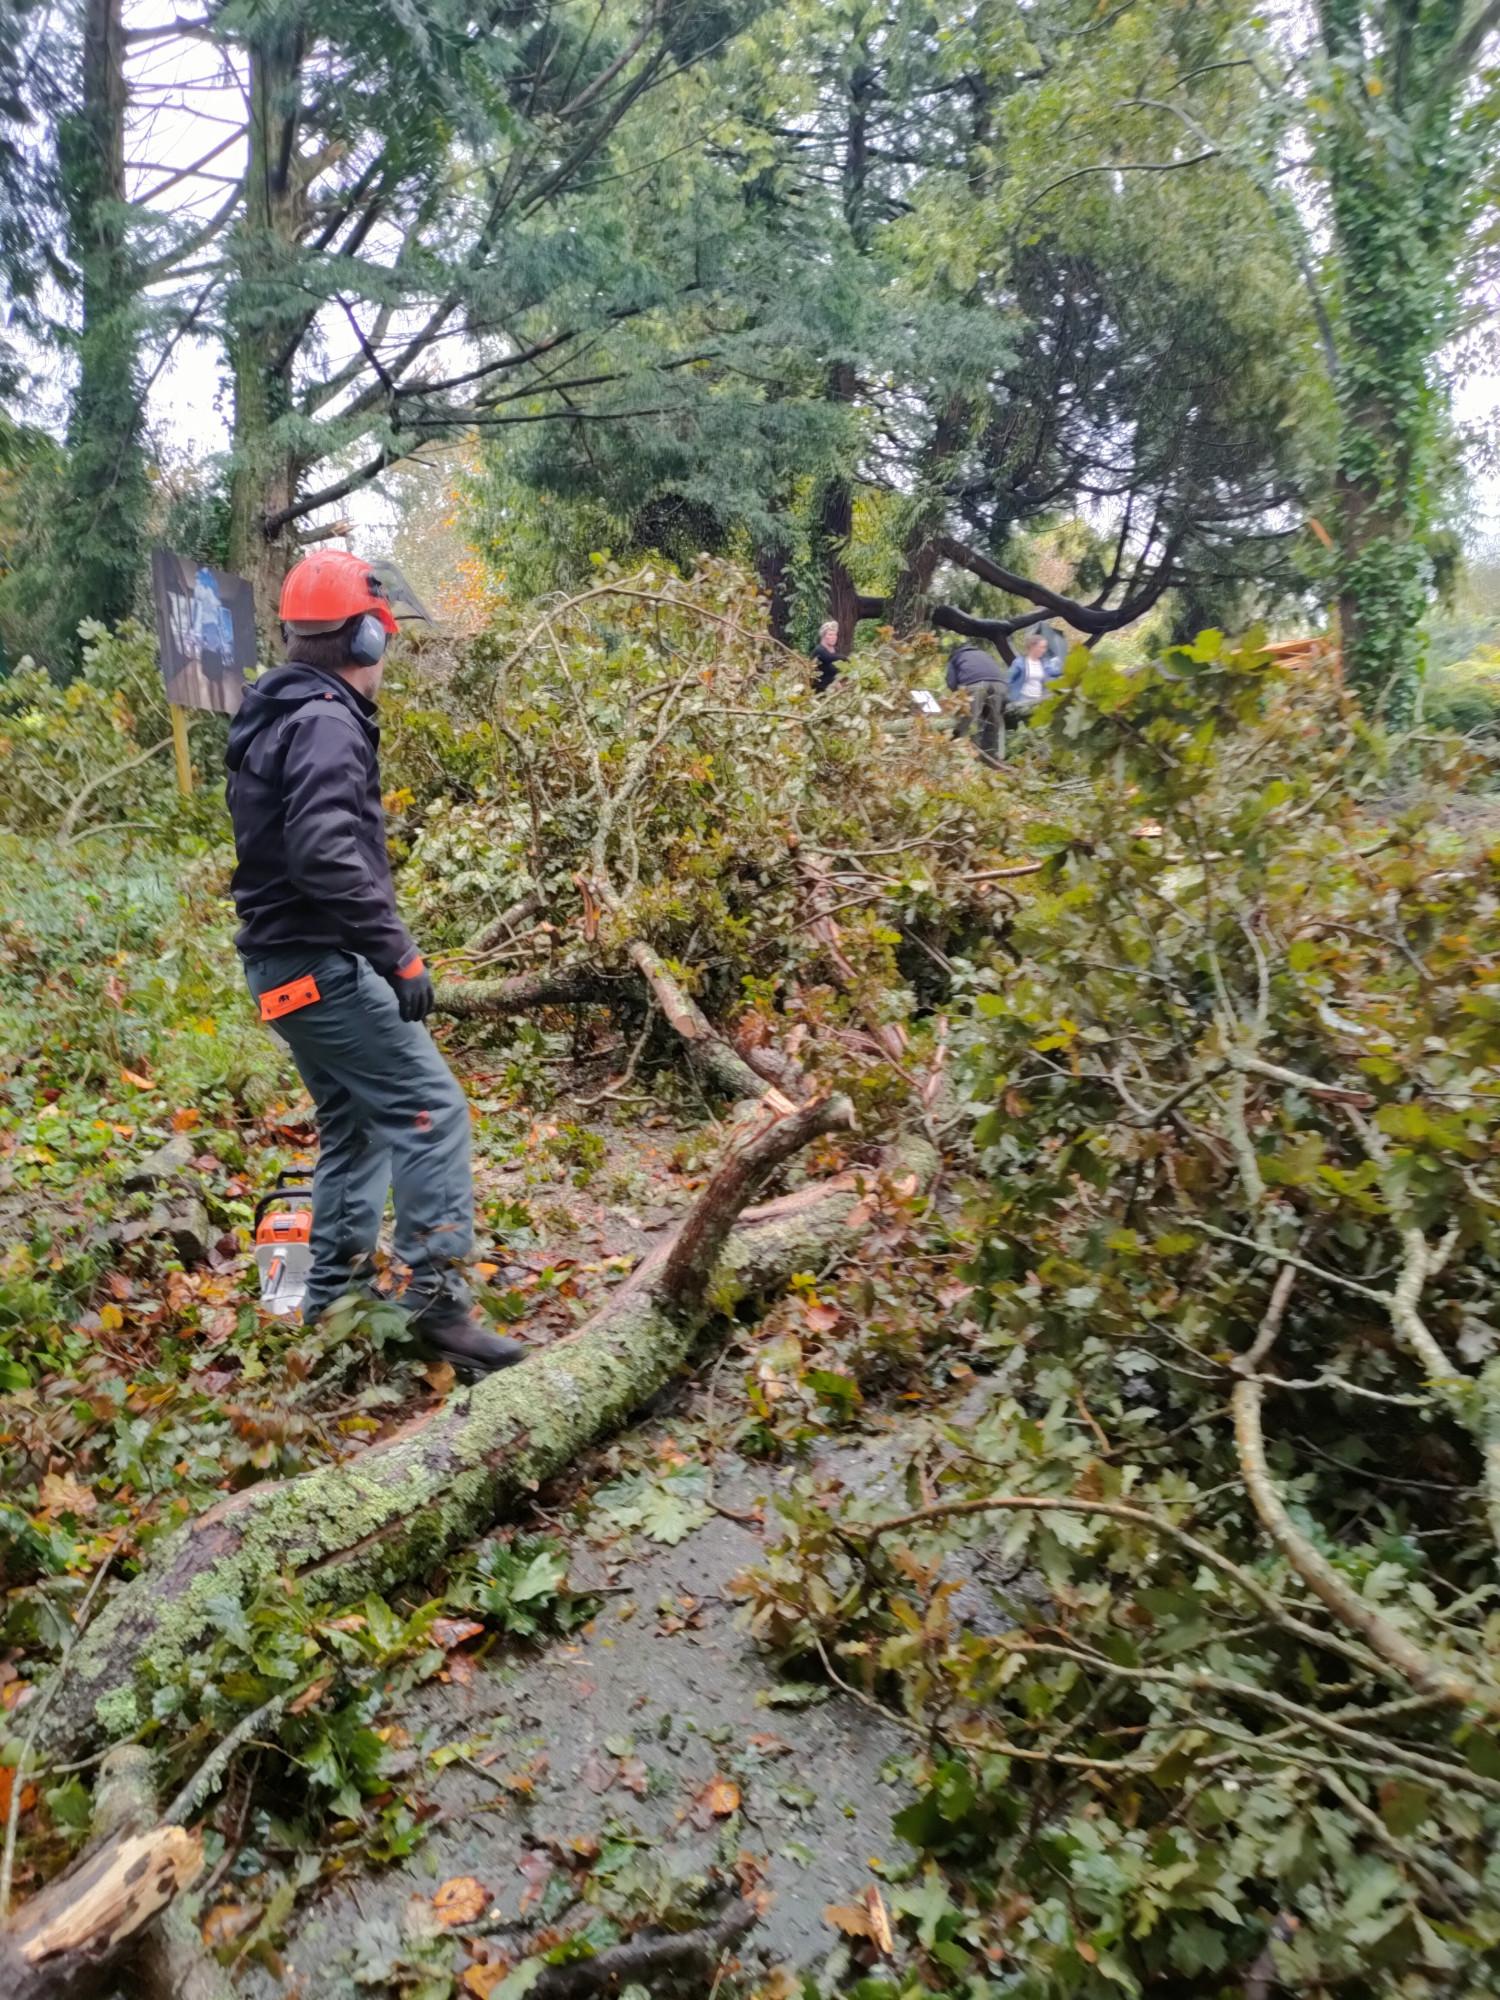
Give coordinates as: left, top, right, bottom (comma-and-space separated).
169, 704, 194, 797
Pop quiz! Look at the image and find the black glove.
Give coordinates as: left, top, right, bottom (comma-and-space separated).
388, 953, 435, 1023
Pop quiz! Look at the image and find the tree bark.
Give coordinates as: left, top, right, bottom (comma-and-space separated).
226, 23, 308, 644
436, 961, 615, 1019
931, 535, 1176, 636
39, 1109, 932, 1760
889, 396, 974, 636
811, 365, 884, 652
464, 891, 545, 956
52, 0, 147, 659
755, 540, 794, 647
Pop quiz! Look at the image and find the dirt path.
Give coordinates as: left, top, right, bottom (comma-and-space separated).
237, 1436, 919, 1996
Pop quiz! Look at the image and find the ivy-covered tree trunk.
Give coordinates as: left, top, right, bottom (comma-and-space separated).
226, 19, 307, 644
1320, 0, 1468, 727
51, 0, 146, 665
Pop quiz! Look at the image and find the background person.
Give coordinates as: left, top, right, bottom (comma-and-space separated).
1008, 629, 1065, 725
946, 638, 1006, 761
810, 618, 844, 692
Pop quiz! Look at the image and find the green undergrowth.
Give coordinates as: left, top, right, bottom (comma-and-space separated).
740, 637, 1500, 1998
7, 583, 1500, 1996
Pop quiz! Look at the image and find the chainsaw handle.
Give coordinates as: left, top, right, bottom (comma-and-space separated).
254, 1178, 314, 1230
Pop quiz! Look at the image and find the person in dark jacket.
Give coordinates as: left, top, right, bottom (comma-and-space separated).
946, 640, 1006, 761
226, 549, 524, 1377
810, 618, 843, 693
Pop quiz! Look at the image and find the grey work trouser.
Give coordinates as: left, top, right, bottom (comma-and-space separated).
243, 947, 474, 1323
954, 682, 1006, 760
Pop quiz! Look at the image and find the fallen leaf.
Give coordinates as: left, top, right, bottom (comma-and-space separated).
747, 1733, 793, 1758
287, 1677, 332, 1716
201, 1902, 258, 1948
463, 1968, 508, 1998
824, 1902, 875, 1941
424, 1360, 457, 1395
735, 1850, 766, 1896
0, 1767, 36, 1818
431, 1617, 485, 1651
619, 1755, 649, 1797
433, 1876, 487, 1927
580, 1748, 616, 1794
517, 1847, 552, 1913
689, 1773, 741, 1826
119, 1066, 154, 1091
171, 1107, 201, 1131
37, 1472, 96, 1519
447, 1651, 477, 1688
802, 1300, 840, 1334
864, 1885, 894, 1956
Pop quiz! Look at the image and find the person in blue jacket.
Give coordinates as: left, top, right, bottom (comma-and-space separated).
1008, 630, 1065, 721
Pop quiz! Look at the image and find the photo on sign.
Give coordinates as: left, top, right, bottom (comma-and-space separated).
151, 549, 257, 715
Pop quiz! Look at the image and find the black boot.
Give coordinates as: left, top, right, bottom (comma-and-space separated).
412, 1300, 528, 1379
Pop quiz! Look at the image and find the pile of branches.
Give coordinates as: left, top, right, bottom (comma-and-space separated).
739, 636, 1500, 1993
387, 558, 1035, 1117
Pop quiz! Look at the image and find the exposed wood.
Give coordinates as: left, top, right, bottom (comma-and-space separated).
0, 1823, 201, 2000
87, 1747, 236, 2000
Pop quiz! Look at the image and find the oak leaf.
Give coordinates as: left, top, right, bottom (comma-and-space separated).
37, 1472, 96, 1518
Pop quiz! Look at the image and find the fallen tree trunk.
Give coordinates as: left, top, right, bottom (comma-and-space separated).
41, 1100, 929, 1760
435, 960, 617, 1019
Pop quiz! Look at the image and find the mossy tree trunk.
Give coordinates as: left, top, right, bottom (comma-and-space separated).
51, 0, 147, 664
226, 18, 308, 646
40, 1100, 930, 1762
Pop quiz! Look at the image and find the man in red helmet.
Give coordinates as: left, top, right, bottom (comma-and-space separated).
225, 550, 525, 1377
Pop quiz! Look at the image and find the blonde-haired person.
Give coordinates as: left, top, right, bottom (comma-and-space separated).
810, 618, 844, 693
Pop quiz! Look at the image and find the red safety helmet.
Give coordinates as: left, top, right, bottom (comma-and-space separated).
279, 549, 400, 635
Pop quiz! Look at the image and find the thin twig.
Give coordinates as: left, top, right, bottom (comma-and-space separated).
0, 1532, 124, 1915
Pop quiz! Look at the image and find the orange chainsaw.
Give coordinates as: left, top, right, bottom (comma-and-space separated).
254, 1175, 314, 1317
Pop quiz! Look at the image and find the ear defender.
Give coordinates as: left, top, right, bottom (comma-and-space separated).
349, 613, 388, 665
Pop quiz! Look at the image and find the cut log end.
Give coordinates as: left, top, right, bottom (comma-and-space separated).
1, 1826, 201, 2000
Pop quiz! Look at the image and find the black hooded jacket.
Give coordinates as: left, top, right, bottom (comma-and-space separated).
225, 661, 418, 976
945, 642, 1004, 691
